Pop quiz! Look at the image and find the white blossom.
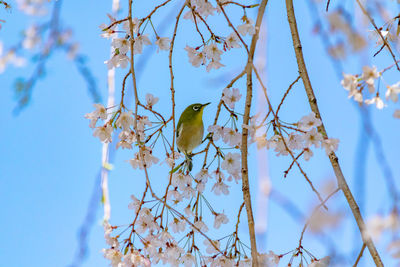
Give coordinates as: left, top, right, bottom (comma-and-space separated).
287, 133, 304, 150
133, 34, 151, 55
115, 111, 134, 130
308, 256, 330, 267
303, 148, 314, 161
258, 251, 280, 267
93, 124, 113, 143
163, 152, 182, 168
212, 180, 230, 195
145, 93, 159, 108
181, 253, 196, 267
111, 38, 130, 54
237, 17, 255, 36
341, 73, 358, 92
23, 25, 41, 49
84, 103, 107, 128
225, 32, 241, 50
184, 205, 194, 218
128, 194, 140, 212
155, 37, 171, 52
105, 53, 129, 69
361, 65, 380, 92
322, 138, 339, 155
385, 82, 400, 102
123, 17, 140, 35
116, 130, 136, 150
222, 127, 242, 147
195, 169, 210, 183
204, 239, 220, 254
221, 152, 241, 181
122, 250, 150, 267
185, 45, 206, 67
102, 248, 122, 267
170, 218, 186, 233
213, 212, 229, 229
365, 95, 386, 109
172, 172, 192, 191
204, 43, 223, 61
0, 42, 26, 73
99, 14, 117, 39
304, 128, 323, 148
269, 135, 289, 156
222, 87, 242, 109
208, 125, 224, 141
298, 112, 322, 131
192, 219, 209, 233
206, 60, 224, 72
196, 0, 215, 18
129, 146, 159, 169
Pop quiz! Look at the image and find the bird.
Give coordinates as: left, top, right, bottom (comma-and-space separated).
176, 102, 210, 170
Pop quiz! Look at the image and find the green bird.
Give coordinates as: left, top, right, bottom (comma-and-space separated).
176, 103, 210, 170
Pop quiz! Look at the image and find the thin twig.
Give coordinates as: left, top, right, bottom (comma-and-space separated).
298, 188, 339, 247
353, 243, 366, 267
276, 75, 300, 116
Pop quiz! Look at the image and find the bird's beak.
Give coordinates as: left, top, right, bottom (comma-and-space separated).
202, 102, 211, 107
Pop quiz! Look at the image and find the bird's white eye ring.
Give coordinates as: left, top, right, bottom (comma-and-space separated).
193, 105, 200, 111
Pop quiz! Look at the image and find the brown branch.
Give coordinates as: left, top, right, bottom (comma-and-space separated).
158, 2, 187, 224
221, 1, 259, 9
242, 1, 269, 266
285, 0, 383, 265
276, 75, 300, 116
326, 0, 331, 12
298, 188, 339, 247
353, 243, 367, 267
217, 0, 249, 54
355, 0, 400, 71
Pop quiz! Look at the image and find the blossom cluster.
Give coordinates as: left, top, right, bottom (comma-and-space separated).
248, 112, 339, 161
341, 65, 400, 118
101, 16, 171, 69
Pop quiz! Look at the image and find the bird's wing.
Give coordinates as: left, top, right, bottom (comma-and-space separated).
176, 116, 184, 138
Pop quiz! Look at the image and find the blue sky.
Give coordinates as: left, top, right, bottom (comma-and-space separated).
1, 0, 399, 266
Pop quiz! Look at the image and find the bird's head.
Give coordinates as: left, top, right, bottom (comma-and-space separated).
181, 102, 210, 122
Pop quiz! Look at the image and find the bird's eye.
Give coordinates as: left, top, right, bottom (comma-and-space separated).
193, 105, 200, 111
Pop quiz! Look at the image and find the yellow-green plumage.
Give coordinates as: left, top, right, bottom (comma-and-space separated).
176, 103, 210, 155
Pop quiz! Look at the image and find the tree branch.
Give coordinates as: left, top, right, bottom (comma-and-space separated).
285, 0, 384, 265
242, 0, 269, 266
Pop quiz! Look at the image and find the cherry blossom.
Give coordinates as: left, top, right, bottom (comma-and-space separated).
298, 112, 322, 131
93, 124, 113, 143
365, 95, 386, 109
185, 45, 206, 67
222, 127, 241, 147
225, 32, 241, 50
123, 17, 140, 35
308, 256, 330, 267
222, 87, 242, 109
155, 37, 171, 52
115, 111, 134, 130
204, 43, 223, 62
133, 34, 151, 55
237, 17, 256, 36
213, 212, 229, 229
385, 82, 400, 102
111, 37, 130, 54
84, 103, 107, 128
